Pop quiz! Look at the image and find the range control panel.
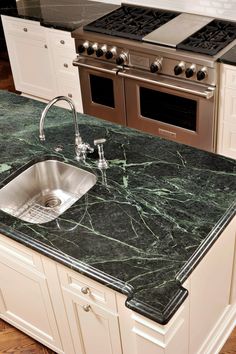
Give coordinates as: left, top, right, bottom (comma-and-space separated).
76, 39, 216, 85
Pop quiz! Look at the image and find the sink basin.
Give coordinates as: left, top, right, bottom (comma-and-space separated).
0, 159, 97, 224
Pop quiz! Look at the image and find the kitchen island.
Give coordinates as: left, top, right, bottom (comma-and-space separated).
0, 90, 235, 354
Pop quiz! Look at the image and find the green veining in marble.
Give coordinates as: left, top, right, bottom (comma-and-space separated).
0, 164, 11, 173
0, 90, 235, 324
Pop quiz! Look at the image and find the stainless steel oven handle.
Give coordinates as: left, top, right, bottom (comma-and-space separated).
73, 58, 118, 76
118, 71, 215, 99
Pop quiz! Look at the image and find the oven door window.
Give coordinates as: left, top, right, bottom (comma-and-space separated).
90, 74, 115, 108
140, 87, 197, 131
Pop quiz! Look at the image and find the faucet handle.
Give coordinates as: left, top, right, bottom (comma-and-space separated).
75, 142, 94, 161
94, 139, 108, 169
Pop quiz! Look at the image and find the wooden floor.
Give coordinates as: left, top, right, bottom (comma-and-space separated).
0, 318, 235, 354
0, 51, 236, 354
0, 319, 56, 353
0, 51, 18, 93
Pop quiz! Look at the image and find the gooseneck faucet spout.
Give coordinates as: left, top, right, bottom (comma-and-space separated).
39, 96, 93, 161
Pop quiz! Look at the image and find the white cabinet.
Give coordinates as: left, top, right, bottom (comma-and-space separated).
189, 216, 236, 354
0, 216, 235, 354
117, 216, 236, 354
117, 289, 190, 354
1, 16, 83, 112
1, 16, 56, 100
217, 63, 236, 159
57, 265, 122, 354
0, 234, 64, 353
46, 28, 83, 112
0, 232, 122, 354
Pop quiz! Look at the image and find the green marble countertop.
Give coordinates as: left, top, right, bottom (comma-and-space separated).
0, 0, 118, 32
0, 90, 236, 324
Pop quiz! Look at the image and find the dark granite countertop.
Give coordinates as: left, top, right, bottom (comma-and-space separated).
0, 0, 118, 31
218, 45, 236, 66
0, 90, 236, 325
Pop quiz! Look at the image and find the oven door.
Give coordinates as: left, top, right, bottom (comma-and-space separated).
73, 57, 126, 125
119, 68, 216, 152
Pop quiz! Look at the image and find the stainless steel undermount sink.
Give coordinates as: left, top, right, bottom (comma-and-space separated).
0, 159, 97, 224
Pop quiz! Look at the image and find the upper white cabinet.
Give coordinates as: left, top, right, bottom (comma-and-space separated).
217, 63, 236, 159
1, 16, 56, 100
1, 16, 83, 112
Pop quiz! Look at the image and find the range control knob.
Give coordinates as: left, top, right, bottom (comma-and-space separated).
87, 43, 98, 56
150, 58, 162, 73
185, 65, 196, 78
116, 52, 128, 65
96, 45, 107, 58
96, 48, 104, 57
87, 46, 94, 55
105, 47, 117, 60
78, 41, 89, 54
197, 67, 207, 81
174, 61, 185, 75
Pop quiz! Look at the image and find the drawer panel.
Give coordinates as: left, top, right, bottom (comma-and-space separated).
54, 54, 78, 77
56, 81, 81, 98
58, 265, 117, 311
2, 16, 44, 41
0, 233, 43, 272
49, 30, 75, 51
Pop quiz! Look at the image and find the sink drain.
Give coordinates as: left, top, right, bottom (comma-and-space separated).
43, 195, 62, 208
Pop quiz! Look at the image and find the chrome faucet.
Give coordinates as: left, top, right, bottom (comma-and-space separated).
39, 96, 93, 161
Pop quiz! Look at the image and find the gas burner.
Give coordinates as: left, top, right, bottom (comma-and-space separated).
84, 5, 179, 41
177, 19, 236, 55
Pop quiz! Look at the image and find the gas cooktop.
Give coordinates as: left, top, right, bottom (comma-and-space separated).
83, 5, 179, 41
84, 4, 236, 56
177, 19, 236, 55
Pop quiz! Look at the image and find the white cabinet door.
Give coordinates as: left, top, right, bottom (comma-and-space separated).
0, 234, 63, 353
58, 265, 122, 354
2, 16, 56, 100
64, 294, 122, 354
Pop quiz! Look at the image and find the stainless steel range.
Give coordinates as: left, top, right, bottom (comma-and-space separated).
72, 4, 236, 152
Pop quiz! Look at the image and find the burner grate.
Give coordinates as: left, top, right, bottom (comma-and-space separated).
84, 5, 179, 41
177, 19, 236, 56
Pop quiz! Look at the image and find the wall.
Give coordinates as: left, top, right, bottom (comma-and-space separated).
95, 0, 236, 21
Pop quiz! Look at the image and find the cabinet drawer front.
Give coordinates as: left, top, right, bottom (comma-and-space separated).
54, 54, 78, 77
2, 16, 44, 41
58, 265, 117, 311
0, 233, 43, 273
49, 31, 75, 50
56, 82, 83, 112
